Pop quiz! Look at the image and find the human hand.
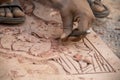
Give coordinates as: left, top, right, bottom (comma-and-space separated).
59, 0, 95, 41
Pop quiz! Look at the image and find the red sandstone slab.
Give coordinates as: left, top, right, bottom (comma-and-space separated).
0, 16, 120, 80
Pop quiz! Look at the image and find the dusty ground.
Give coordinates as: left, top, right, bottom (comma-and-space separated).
0, 0, 120, 80
93, 0, 120, 58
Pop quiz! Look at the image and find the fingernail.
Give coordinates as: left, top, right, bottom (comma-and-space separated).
86, 29, 91, 34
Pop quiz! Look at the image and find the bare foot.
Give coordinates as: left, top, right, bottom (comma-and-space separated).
0, 7, 25, 18
92, 0, 105, 12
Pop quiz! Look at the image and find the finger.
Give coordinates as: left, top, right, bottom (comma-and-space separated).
5, 8, 13, 18
60, 12, 73, 41
70, 15, 89, 37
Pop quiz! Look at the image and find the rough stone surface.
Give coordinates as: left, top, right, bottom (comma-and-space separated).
1, 35, 17, 50
12, 41, 33, 52
17, 33, 40, 43
30, 41, 51, 56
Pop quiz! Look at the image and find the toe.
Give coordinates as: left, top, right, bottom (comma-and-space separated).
0, 8, 5, 17
5, 8, 13, 18
12, 7, 25, 17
